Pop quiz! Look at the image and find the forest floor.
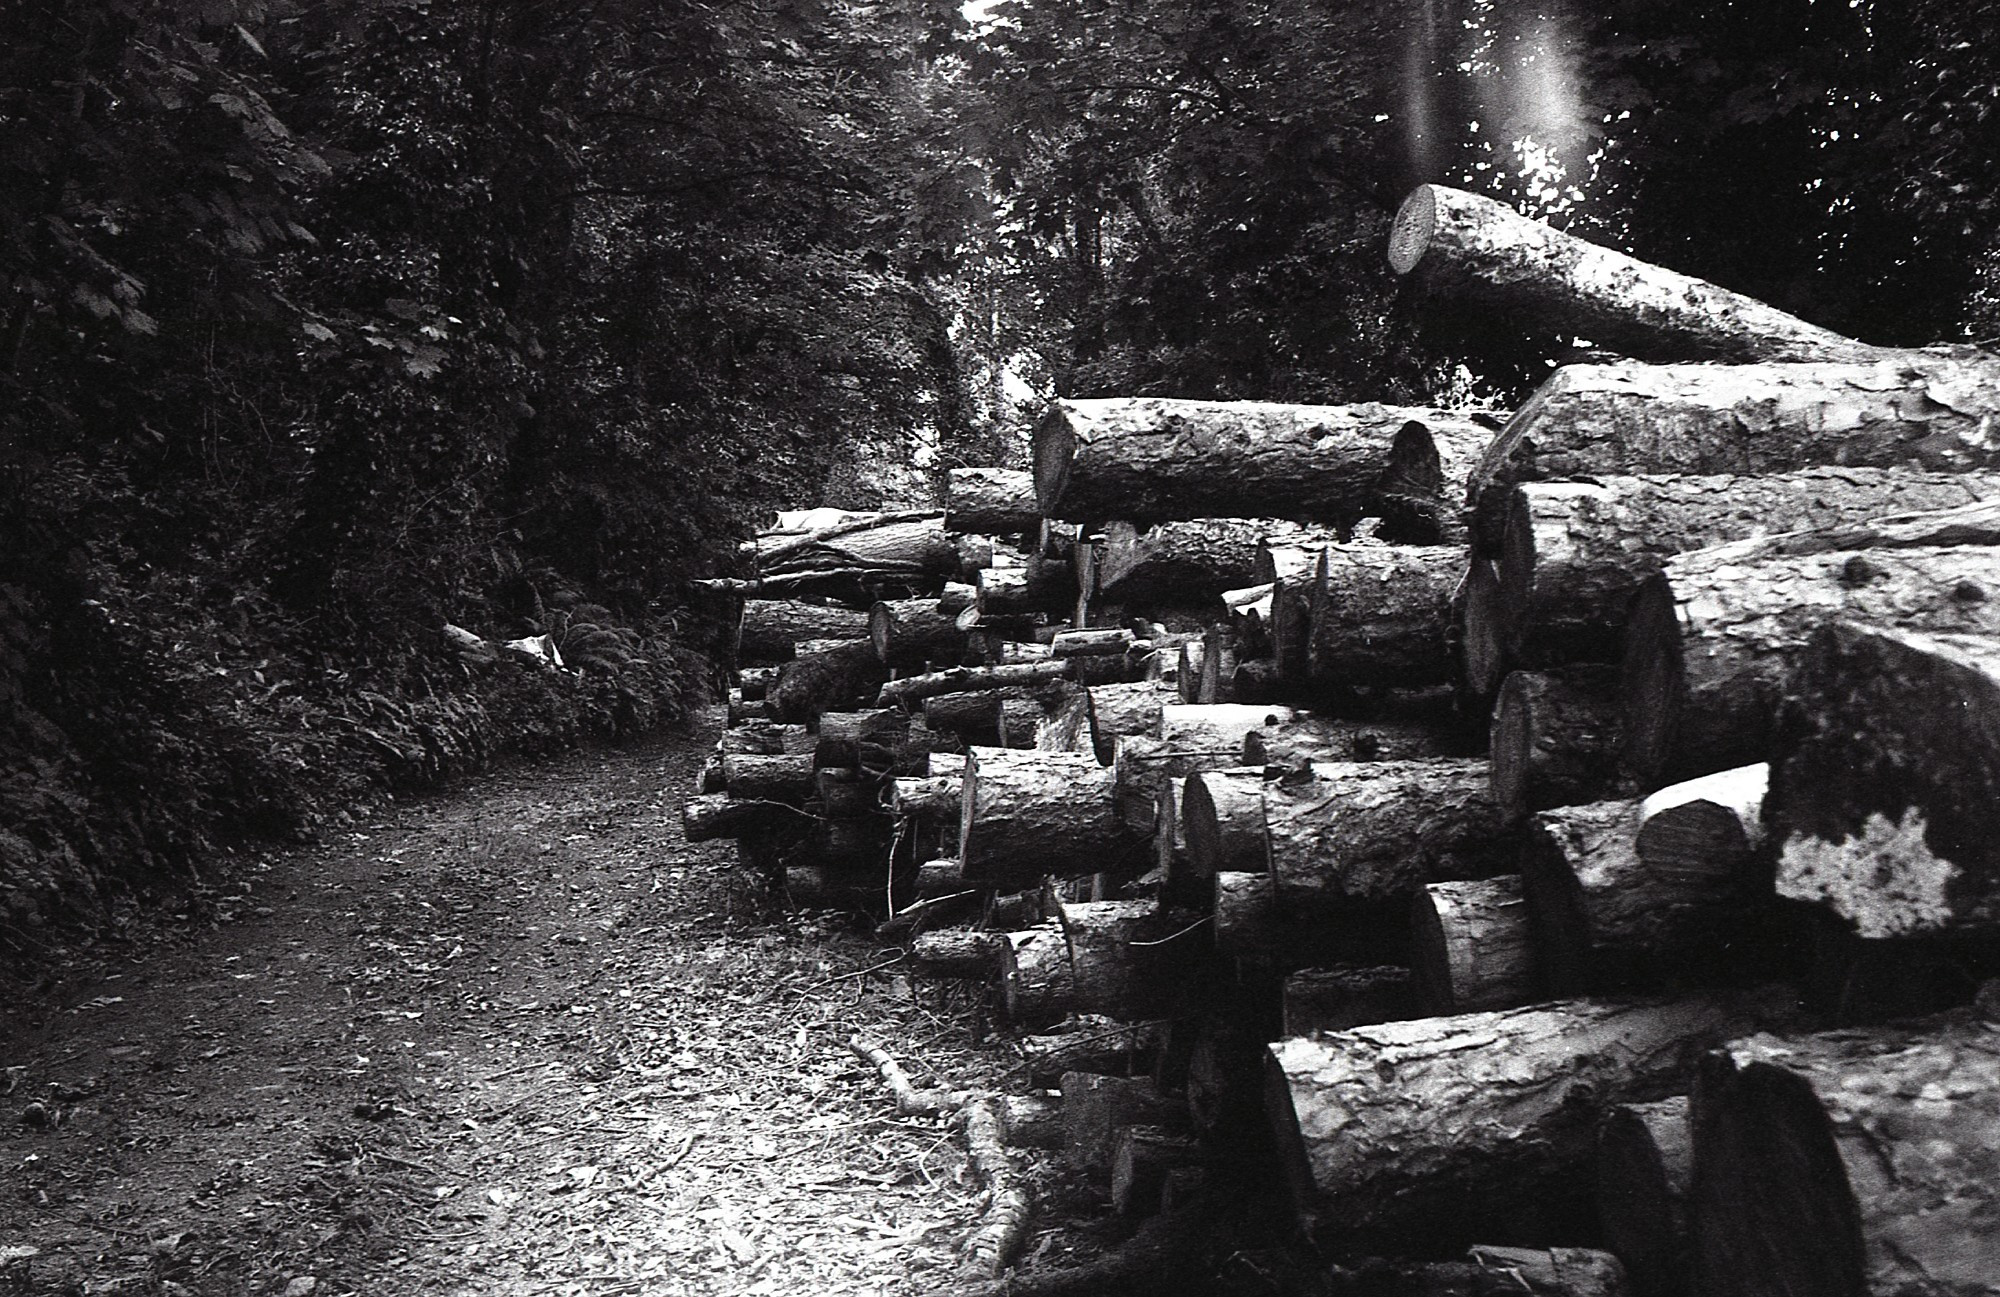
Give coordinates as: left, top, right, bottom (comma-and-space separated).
0, 707, 1114, 1297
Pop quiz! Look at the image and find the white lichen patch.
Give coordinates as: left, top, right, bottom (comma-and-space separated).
1777, 809, 1959, 938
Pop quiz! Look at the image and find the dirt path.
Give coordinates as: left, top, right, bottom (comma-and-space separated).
0, 708, 1045, 1296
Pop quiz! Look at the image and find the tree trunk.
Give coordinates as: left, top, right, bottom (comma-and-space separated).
877, 659, 1071, 708
999, 923, 1074, 1025
911, 927, 1006, 978
1282, 965, 1419, 1035
1411, 875, 1536, 1013
869, 598, 965, 669
1016, 1017, 1165, 1087
1181, 768, 1270, 879
1263, 989, 1801, 1251
1033, 397, 1490, 526
891, 775, 960, 821
717, 721, 807, 756
1388, 184, 1881, 365
1490, 666, 1625, 824
960, 747, 1138, 889
922, 688, 1011, 745
681, 792, 781, 842
1657, 494, 2000, 565
1771, 621, 2000, 938
948, 467, 1039, 535
1096, 519, 1342, 605
813, 707, 908, 769
1244, 714, 1470, 770
737, 599, 871, 664
1619, 545, 2000, 788
1690, 1013, 2000, 1297
1595, 1096, 1691, 1297
1265, 758, 1513, 917
1467, 355, 2000, 502
1308, 544, 1466, 688
721, 753, 817, 805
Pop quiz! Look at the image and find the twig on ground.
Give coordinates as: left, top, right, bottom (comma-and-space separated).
960, 1097, 1031, 1278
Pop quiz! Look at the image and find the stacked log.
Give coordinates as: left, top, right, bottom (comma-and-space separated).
1094, 519, 1341, 606
1308, 544, 1466, 688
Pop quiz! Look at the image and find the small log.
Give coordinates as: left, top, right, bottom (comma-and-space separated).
1283, 965, 1419, 1035
720, 753, 817, 805
877, 660, 1070, 708
1690, 1013, 2000, 1297
1462, 1248, 1631, 1297
813, 707, 908, 769
891, 775, 960, 821
681, 792, 778, 842
1034, 397, 1490, 526
1180, 767, 1270, 882
1052, 627, 1135, 657
1261, 555, 1318, 683
1111, 734, 1244, 839
962, 1097, 1034, 1279
1770, 621, 2000, 937
1111, 1126, 1202, 1219
923, 689, 1007, 745
912, 858, 965, 899
716, 722, 793, 756
1263, 988, 1802, 1250
1034, 687, 1093, 754
1595, 1096, 1691, 1297
889, 717, 962, 776
1389, 184, 1879, 365
1308, 544, 1466, 688
1016, 1017, 1165, 1087
938, 580, 976, 614
767, 638, 888, 726
1096, 519, 1343, 606
999, 1093, 1064, 1150
752, 515, 957, 579
1489, 666, 1625, 824
869, 598, 965, 669
911, 927, 1006, 978
1635, 762, 1767, 880
1000, 923, 1075, 1025
1411, 875, 1536, 1013
1194, 625, 1238, 704
814, 815, 891, 870
1243, 714, 1467, 769
727, 691, 771, 724
1061, 1072, 1186, 1178
960, 747, 1137, 889
948, 466, 1039, 535
783, 862, 882, 909
736, 665, 779, 700
814, 766, 879, 818
976, 560, 1071, 618
999, 694, 1045, 749
737, 599, 871, 664
1620, 544, 2000, 787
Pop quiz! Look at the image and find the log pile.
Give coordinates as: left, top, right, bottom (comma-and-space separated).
684, 186, 2000, 1295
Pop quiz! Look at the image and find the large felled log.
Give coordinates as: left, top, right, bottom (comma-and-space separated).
1479, 470, 2000, 683
1033, 397, 1488, 526
737, 600, 871, 664
959, 747, 1137, 889
1282, 965, 1418, 1035
1690, 1013, 2000, 1297
1242, 713, 1468, 769
1620, 544, 2000, 787
947, 467, 1038, 535
1389, 184, 1880, 365
877, 660, 1070, 708
749, 514, 957, 579
1411, 876, 1535, 1013
1659, 495, 2000, 565
1263, 989, 1800, 1250
766, 638, 888, 726
1770, 622, 2000, 937
1212, 870, 1413, 969
1595, 1096, 1690, 1297
1060, 899, 1190, 1019
1308, 544, 1466, 688
1095, 519, 1342, 605
869, 598, 965, 669
1489, 666, 1625, 823
1468, 355, 2000, 502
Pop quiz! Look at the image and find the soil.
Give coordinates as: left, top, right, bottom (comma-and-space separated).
0, 708, 1106, 1296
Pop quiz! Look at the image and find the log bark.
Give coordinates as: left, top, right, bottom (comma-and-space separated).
1061, 1072, 1187, 1178
1770, 621, 2000, 937
1244, 714, 1469, 770
1263, 988, 1801, 1250
1265, 758, 1514, 917
975, 559, 1072, 618
725, 691, 771, 725
1328, 1252, 1630, 1297
1000, 923, 1074, 1025
1595, 1097, 1690, 1297
736, 665, 779, 701
721, 753, 817, 805
999, 1093, 1064, 1150
681, 792, 786, 842
1411, 875, 1536, 1013
959, 747, 1138, 889
1052, 627, 1134, 657
1034, 687, 1093, 754
750, 514, 957, 578
922, 689, 1015, 745
1489, 666, 1626, 824
1388, 183, 1881, 364
870, 598, 965, 669
814, 766, 879, 818
1096, 519, 1342, 606
813, 707, 908, 769
1060, 899, 1189, 1019
1655, 494, 2000, 565
1111, 1126, 1202, 1219
877, 660, 1071, 708
1258, 546, 1322, 681
1619, 545, 2000, 788
1016, 1017, 1165, 1087
1111, 735, 1245, 839
1181, 768, 1270, 881
1459, 556, 1509, 698
939, 581, 976, 614
1467, 355, 2000, 502
1282, 966, 1419, 1035
1193, 626, 1238, 704
717, 721, 808, 756
891, 775, 960, 821
947, 467, 1039, 535
738, 599, 870, 664
1034, 397, 1490, 526
767, 639, 888, 726
1308, 544, 1466, 688
1690, 1013, 2000, 1297
911, 927, 1006, 978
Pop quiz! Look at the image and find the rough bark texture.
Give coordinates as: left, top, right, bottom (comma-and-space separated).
1619, 545, 2000, 788
1282, 966, 1418, 1035
681, 792, 776, 842
947, 467, 1039, 535
1770, 622, 2000, 938
720, 753, 817, 805
1263, 989, 1800, 1250
1459, 555, 1510, 698
1659, 495, 2000, 565
1411, 875, 1536, 1013
1467, 355, 2000, 502
737, 599, 871, 664
1061, 1073, 1186, 1179
999, 923, 1074, 1025
911, 928, 1006, 977
1595, 1096, 1690, 1297
877, 660, 1071, 708
1489, 666, 1626, 824
1244, 714, 1469, 769
1111, 734, 1246, 840
1265, 758, 1513, 916
1259, 549, 1321, 681
1052, 628, 1134, 657
1308, 544, 1467, 688
766, 638, 889, 726
1389, 184, 1879, 365
870, 598, 966, 669
748, 515, 958, 579
1034, 397, 1488, 526
1096, 519, 1342, 605
1690, 1013, 2000, 1297
1060, 899, 1189, 1019
813, 707, 908, 769
959, 747, 1136, 889
923, 689, 1010, 745
1181, 768, 1271, 879
736, 665, 779, 701
1016, 1017, 1165, 1087
975, 561, 1071, 618
1034, 687, 1093, 754
814, 766, 878, 818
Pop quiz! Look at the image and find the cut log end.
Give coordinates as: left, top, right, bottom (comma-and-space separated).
1387, 183, 1438, 276
1032, 404, 1076, 519
1618, 576, 1684, 790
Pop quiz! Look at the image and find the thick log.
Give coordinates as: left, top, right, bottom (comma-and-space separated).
947, 467, 1039, 535
1771, 622, 2000, 938
1181, 768, 1270, 881
1033, 397, 1490, 526
814, 815, 891, 870
975, 554, 1072, 618
869, 598, 965, 669
1051, 627, 1133, 658
1481, 470, 2000, 680
1096, 519, 1343, 606
720, 753, 817, 805
1411, 876, 1535, 1013
766, 639, 888, 726
681, 792, 778, 842
1061, 1073, 1187, 1178
1467, 355, 2000, 503
1390, 185, 1878, 365
1660, 495, 2000, 565
1490, 666, 1625, 824
1111, 735, 1244, 839
1111, 1127, 1203, 1219
1620, 544, 2000, 788
911, 928, 1006, 978
922, 689, 1011, 745
1263, 989, 1801, 1250
1060, 899, 1189, 1019
959, 747, 1137, 889
888, 717, 962, 776
726, 692, 770, 725
1000, 923, 1074, 1025
891, 775, 960, 821
813, 707, 908, 769
1244, 714, 1468, 770
737, 599, 871, 664
1690, 1013, 2000, 1297
1282, 966, 1418, 1035
1212, 872, 1406, 968
1266, 758, 1514, 917
750, 515, 957, 578
1308, 544, 1466, 688
1595, 1097, 1691, 1297
877, 660, 1070, 708
938, 580, 976, 615
1016, 1017, 1165, 1087
716, 721, 805, 757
